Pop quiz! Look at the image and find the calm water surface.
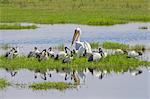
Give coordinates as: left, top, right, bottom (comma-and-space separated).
0, 23, 150, 99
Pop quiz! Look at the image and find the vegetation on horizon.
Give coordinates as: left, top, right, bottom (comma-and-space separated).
0, 24, 38, 29
0, 0, 149, 25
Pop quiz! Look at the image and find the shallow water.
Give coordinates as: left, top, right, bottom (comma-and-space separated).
0, 68, 150, 99
0, 22, 150, 54
0, 23, 150, 99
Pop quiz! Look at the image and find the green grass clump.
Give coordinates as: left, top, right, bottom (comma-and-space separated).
0, 54, 149, 73
0, 78, 9, 89
138, 26, 148, 29
102, 41, 146, 52
90, 42, 100, 49
0, 0, 149, 25
130, 44, 145, 52
29, 82, 72, 91
102, 41, 129, 50
53, 44, 65, 50
0, 24, 37, 29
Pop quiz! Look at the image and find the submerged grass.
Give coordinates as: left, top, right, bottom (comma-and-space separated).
29, 82, 73, 91
0, 24, 37, 29
0, 78, 9, 89
0, 54, 149, 73
0, 0, 149, 25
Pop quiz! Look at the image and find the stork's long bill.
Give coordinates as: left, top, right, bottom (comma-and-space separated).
71, 29, 80, 46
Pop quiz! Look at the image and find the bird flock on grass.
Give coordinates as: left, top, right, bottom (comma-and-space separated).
3, 28, 144, 82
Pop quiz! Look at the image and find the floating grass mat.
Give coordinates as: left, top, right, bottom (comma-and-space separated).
0, 78, 9, 89
0, 24, 38, 29
29, 82, 73, 91
0, 54, 150, 73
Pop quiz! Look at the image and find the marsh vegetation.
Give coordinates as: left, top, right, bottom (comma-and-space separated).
0, 78, 9, 89
0, 0, 149, 25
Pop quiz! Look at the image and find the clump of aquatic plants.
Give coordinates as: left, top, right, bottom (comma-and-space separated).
53, 44, 65, 50
138, 26, 148, 29
0, 23, 38, 29
29, 82, 73, 91
101, 41, 145, 52
89, 42, 100, 49
0, 78, 9, 89
0, 54, 149, 73
102, 41, 129, 50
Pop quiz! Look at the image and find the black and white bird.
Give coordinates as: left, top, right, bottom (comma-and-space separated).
47, 47, 55, 58
55, 47, 70, 60
38, 49, 49, 61
28, 47, 40, 58
62, 51, 74, 63
88, 48, 107, 62
5, 47, 19, 59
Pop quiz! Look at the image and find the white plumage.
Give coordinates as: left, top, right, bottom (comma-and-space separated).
71, 28, 92, 57
128, 51, 142, 58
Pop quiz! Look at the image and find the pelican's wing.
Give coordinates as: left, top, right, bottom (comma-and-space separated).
75, 41, 84, 50
84, 41, 92, 54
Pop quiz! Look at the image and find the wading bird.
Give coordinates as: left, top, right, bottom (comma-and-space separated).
47, 47, 55, 58
88, 48, 107, 62
38, 49, 49, 61
28, 47, 40, 58
62, 51, 74, 63
5, 47, 19, 59
71, 28, 92, 57
55, 47, 70, 60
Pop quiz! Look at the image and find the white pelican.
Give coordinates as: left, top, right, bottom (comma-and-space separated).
71, 28, 92, 57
